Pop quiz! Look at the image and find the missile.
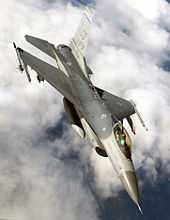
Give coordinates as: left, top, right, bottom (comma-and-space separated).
22, 61, 31, 83
13, 42, 31, 82
127, 116, 136, 134
13, 42, 24, 72
130, 100, 148, 131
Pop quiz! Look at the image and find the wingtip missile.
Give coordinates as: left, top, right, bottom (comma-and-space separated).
13, 42, 31, 82
23, 63, 31, 83
130, 100, 148, 132
13, 42, 24, 72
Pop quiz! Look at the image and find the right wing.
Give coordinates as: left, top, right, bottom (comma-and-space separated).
17, 47, 74, 103
96, 87, 135, 121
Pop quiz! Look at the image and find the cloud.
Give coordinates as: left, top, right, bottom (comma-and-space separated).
0, 0, 99, 219
1, 0, 170, 218
89, 0, 170, 194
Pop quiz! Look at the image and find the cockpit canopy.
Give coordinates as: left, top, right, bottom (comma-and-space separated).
113, 122, 132, 159
57, 44, 72, 59
57, 44, 71, 52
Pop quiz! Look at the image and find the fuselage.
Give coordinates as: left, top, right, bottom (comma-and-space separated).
55, 44, 140, 208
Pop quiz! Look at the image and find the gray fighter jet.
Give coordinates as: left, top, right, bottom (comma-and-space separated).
13, 11, 147, 212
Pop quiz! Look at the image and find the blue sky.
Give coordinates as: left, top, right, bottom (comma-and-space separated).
71, 0, 94, 5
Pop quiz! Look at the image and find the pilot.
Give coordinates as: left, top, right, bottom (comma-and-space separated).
114, 124, 120, 142
114, 123, 131, 159
120, 133, 126, 146
114, 123, 126, 146
120, 128, 131, 159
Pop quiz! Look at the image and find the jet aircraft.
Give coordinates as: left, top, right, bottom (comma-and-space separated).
13, 10, 147, 213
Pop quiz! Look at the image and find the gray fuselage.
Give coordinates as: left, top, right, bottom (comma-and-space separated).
55, 44, 140, 209
56, 45, 113, 140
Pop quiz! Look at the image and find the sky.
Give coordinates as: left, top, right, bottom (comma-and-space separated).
1, 0, 170, 219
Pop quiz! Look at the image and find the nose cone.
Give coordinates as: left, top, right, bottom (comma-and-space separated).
120, 171, 140, 207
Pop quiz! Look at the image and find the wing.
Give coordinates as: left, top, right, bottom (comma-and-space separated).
69, 9, 94, 78
17, 47, 74, 103
96, 87, 135, 121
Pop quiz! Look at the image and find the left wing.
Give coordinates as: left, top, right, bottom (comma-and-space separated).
16, 47, 75, 103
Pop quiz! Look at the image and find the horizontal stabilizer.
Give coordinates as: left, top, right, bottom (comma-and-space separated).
25, 35, 56, 59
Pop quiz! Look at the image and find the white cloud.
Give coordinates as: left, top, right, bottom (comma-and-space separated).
1, 0, 170, 218
0, 0, 99, 219
90, 0, 170, 189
